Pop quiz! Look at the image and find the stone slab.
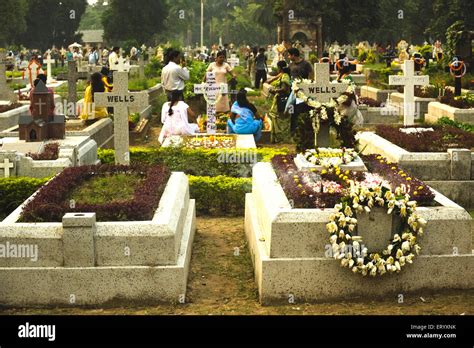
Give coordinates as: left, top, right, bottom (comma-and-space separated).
425, 101, 474, 125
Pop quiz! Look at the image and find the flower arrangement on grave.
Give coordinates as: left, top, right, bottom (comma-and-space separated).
302, 148, 358, 167
197, 113, 229, 132
326, 168, 426, 277
271, 154, 435, 277
165, 135, 236, 149
292, 79, 358, 151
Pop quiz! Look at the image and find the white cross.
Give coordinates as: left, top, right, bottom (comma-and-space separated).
44, 53, 55, 83
194, 72, 228, 134
0, 158, 14, 178
299, 63, 349, 103
27, 60, 42, 87
228, 54, 240, 68
94, 71, 149, 165
389, 60, 429, 126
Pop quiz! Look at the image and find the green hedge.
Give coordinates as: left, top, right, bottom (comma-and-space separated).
189, 175, 251, 215
98, 146, 288, 177
0, 177, 48, 220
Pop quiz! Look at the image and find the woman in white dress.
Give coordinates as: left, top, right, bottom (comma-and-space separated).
159, 90, 200, 144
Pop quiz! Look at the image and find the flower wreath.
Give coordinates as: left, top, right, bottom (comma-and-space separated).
449, 60, 467, 78
303, 148, 358, 167
292, 79, 357, 147
326, 171, 426, 277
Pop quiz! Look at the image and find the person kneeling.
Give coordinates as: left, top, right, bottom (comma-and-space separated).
227, 89, 263, 141
159, 90, 200, 144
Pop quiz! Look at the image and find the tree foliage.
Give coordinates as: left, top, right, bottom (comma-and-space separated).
102, 0, 169, 45
0, 0, 28, 47
16, 0, 87, 50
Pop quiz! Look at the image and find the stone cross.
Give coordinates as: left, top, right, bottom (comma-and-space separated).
67, 60, 78, 118
0, 51, 17, 102
194, 72, 228, 134
27, 59, 42, 87
389, 60, 429, 126
228, 54, 240, 68
301, 46, 312, 60
299, 63, 349, 147
44, 53, 55, 84
138, 55, 145, 79
0, 158, 14, 178
94, 71, 149, 165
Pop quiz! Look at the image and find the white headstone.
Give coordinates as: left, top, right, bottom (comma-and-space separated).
115, 56, 128, 72
194, 72, 228, 134
302, 46, 312, 60
299, 63, 349, 103
44, 53, 55, 83
0, 158, 14, 178
228, 54, 240, 68
94, 71, 149, 165
389, 60, 429, 126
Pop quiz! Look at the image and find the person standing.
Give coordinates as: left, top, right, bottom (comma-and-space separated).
108, 47, 121, 71
88, 47, 99, 66
161, 49, 189, 101
205, 51, 237, 113
254, 47, 268, 89
267, 61, 292, 143
287, 48, 313, 80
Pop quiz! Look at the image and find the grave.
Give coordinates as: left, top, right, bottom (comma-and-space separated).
194, 72, 228, 134
245, 162, 474, 304
357, 131, 474, 209
44, 53, 55, 84
0, 171, 196, 306
388, 60, 429, 126
94, 71, 149, 165
298, 63, 349, 146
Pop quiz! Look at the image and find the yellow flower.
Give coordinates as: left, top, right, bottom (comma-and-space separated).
321, 169, 327, 175
406, 177, 412, 181
377, 156, 382, 160
345, 170, 350, 175
391, 167, 396, 170
343, 176, 348, 180
297, 184, 303, 188
413, 191, 418, 195
398, 170, 404, 174
418, 186, 424, 190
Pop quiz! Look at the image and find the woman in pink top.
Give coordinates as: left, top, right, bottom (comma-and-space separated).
205, 51, 237, 113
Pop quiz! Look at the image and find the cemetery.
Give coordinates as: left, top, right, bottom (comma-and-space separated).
0, 0, 472, 322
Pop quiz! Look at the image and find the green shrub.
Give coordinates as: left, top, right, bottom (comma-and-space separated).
98, 147, 288, 177
184, 60, 208, 99
145, 58, 162, 79
189, 175, 251, 215
437, 117, 474, 132
128, 77, 160, 91
0, 177, 49, 220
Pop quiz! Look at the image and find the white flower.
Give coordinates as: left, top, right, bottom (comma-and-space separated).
399, 256, 406, 266
329, 235, 337, 244
348, 224, 355, 232
406, 254, 414, 263
387, 244, 394, 253
334, 204, 343, 211
348, 259, 355, 268
357, 257, 364, 265
341, 258, 349, 267
394, 261, 401, 271
364, 206, 371, 213
401, 241, 411, 252
370, 267, 377, 276
344, 205, 353, 217
414, 245, 421, 255
352, 266, 358, 273
326, 222, 338, 233
393, 234, 401, 242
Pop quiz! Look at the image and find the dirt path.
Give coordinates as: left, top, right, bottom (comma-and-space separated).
2, 216, 473, 315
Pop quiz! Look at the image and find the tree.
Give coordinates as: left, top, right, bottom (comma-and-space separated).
17, 0, 87, 50
102, 0, 169, 45
0, 0, 28, 47
79, 1, 108, 30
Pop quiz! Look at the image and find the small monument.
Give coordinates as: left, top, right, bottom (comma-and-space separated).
67, 60, 78, 118
228, 54, 240, 68
18, 80, 65, 142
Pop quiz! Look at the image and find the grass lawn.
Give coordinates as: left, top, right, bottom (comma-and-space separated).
68, 173, 142, 205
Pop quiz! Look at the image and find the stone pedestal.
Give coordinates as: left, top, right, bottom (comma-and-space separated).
448, 149, 471, 180
62, 213, 96, 267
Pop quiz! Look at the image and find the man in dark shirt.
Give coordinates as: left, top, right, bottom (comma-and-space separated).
288, 48, 314, 80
